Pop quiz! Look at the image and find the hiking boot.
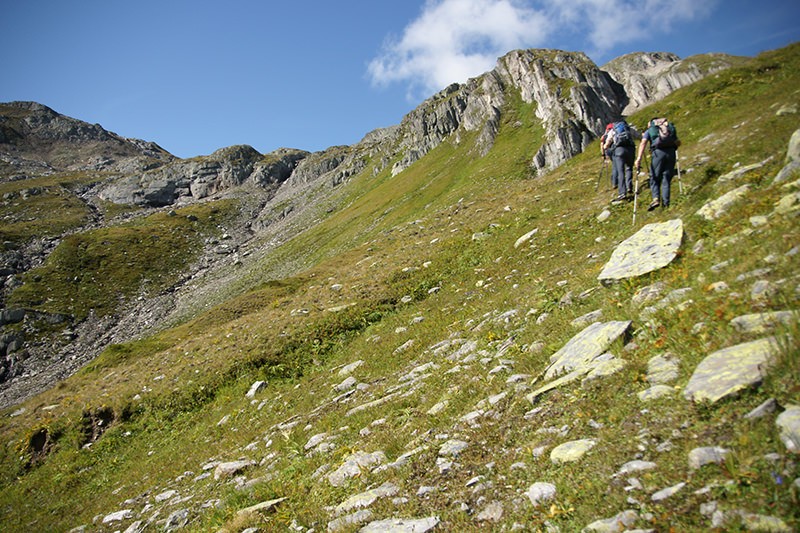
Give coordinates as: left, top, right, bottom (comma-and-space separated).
647, 199, 660, 211
615, 193, 626, 202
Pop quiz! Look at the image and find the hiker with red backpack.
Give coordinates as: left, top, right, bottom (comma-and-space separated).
599, 123, 617, 190
635, 117, 681, 210
602, 119, 636, 201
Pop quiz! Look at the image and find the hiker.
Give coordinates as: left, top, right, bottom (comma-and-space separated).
602, 119, 635, 201
599, 123, 617, 189
635, 117, 680, 210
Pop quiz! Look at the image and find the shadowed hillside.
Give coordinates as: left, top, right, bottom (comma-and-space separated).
0, 43, 799, 532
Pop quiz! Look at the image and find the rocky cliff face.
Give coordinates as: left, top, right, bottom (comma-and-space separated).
602, 52, 741, 115
3, 49, 737, 211
98, 145, 308, 206
0, 101, 173, 177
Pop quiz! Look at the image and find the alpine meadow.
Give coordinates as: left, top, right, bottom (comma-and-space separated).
0, 42, 799, 532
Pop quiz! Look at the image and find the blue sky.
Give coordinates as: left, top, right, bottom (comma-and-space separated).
2, 0, 798, 159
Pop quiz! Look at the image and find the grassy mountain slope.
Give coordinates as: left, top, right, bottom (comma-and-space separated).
1, 43, 799, 531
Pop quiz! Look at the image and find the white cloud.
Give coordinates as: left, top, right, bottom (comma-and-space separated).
368, 0, 719, 98
368, 0, 549, 96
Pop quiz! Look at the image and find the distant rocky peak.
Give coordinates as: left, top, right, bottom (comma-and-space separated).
602, 51, 740, 115
0, 100, 175, 174
495, 49, 622, 173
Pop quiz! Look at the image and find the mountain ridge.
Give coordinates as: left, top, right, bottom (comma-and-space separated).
1, 48, 739, 406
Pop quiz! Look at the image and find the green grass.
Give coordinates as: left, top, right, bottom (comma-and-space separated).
0, 172, 106, 242
1, 43, 799, 532
7, 200, 238, 321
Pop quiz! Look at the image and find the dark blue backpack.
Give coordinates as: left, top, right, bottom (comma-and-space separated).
612, 121, 633, 148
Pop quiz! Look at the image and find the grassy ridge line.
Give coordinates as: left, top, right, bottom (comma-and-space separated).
0, 43, 798, 530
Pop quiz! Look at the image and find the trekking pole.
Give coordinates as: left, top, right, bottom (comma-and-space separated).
632, 170, 639, 226
676, 149, 683, 194
595, 157, 607, 191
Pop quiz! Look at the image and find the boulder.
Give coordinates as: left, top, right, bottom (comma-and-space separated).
696, 185, 750, 220
543, 320, 632, 380
776, 405, 800, 453
683, 337, 780, 403
598, 219, 683, 283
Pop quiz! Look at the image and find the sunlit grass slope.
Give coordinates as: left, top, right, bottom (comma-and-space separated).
0, 43, 798, 531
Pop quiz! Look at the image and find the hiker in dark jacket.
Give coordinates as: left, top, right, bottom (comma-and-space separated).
635, 117, 680, 210
602, 120, 635, 201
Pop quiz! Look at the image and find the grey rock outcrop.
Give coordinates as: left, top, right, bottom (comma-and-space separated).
603, 52, 740, 115
391, 49, 623, 176
98, 145, 297, 206
0, 101, 173, 174
598, 219, 684, 283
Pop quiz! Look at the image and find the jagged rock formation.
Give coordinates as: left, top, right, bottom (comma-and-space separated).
45, 48, 737, 212
98, 145, 308, 206
602, 52, 742, 115
0, 101, 173, 177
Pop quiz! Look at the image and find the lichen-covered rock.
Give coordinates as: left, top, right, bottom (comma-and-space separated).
543, 321, 632, 380
550, 439, 596, 464
683, 338, 780, 403
359, 516, 440, 533
730, 311, 798, 334
776, 405, 800, 453
696, 185, 750, 220
646, 353, 680, 384
598, 219, 683, 283
525, 482, 557, 506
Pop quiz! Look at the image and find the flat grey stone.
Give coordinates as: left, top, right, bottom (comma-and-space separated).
236, 497, 287, 517
651, 482, 685, 502
525, 482, 557, 506
697, 185, 751, 220
730, 311, 797, 335
683, 337, 780, 404
359, 516, 440, 532
776, 405, 800, 453
638, 385, 675, 402
439, 439, 469, 457
102, 510, 133, 524
328, 451, 387, 487
339, 360, 364, 376
745, 398, 778, 419
476, 501, 504, 522
336, 482, 399, 514
328, 510, 374, 532
583, 510, 638, 532
688, 446, 730, 470
598, 219, 683, 283
615, 460, 657, 477
246, 380, 266, 398
544, 321, 631, 380
214, 460, 257, 480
